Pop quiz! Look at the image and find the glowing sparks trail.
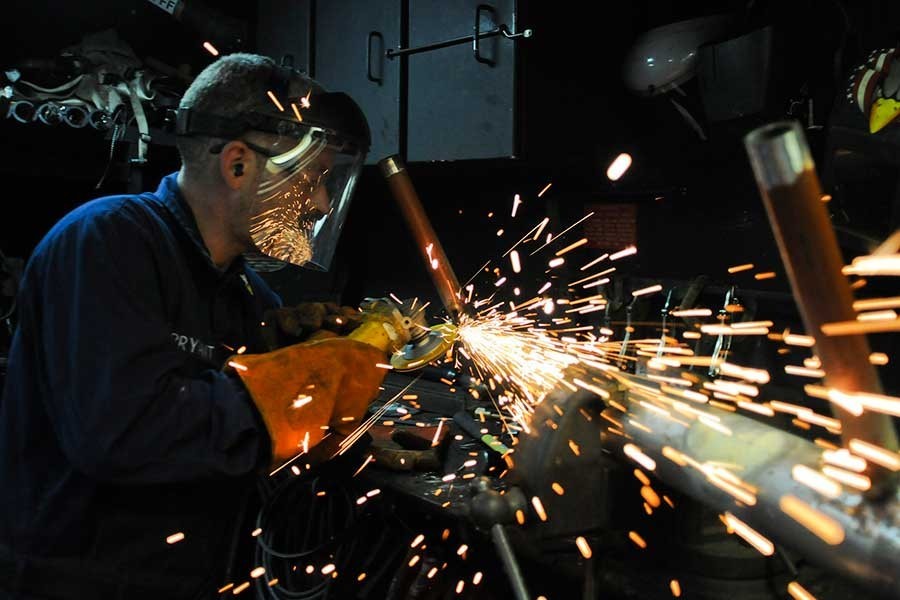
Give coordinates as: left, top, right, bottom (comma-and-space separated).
266, 90, 285, 112
723, 512, 774, 556
624, 443, 657, 471
779, 495, 845, 545
788, 581, 817, 600
431, 188, 899, 597
575, 536, 593, 558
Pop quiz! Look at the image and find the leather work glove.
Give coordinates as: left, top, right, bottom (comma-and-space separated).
261, 302, 364, 349
232, 298, 413, 468
230, 337, 387, 467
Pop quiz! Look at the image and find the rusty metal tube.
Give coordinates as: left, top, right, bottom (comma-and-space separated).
744, 121, 899, 481
379, 155, 465, 323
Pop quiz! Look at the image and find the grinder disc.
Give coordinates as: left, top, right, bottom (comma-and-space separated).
391, 323, 458, 371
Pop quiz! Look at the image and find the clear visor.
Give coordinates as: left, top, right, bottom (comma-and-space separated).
248, 127, 364, 271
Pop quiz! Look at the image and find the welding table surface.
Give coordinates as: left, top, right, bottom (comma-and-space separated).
359, 373, 505, 519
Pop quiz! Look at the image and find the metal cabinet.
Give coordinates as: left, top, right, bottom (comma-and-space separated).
256, 0, 312, 74
315, 0, 402, 165
257, 0, 524, 163
406, 0, 518, 161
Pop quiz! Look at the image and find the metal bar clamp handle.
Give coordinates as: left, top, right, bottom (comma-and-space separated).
474, 4, 497, 66
367, 31, 384, 84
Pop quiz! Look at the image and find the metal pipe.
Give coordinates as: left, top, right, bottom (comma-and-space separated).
744, 121, 899, 486
602, 384, 900, 599
379, 155, 465, 323
490, 524, 531, 600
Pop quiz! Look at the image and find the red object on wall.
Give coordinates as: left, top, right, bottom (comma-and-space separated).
584, 203, 637, 250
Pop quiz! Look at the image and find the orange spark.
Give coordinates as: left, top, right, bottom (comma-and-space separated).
606, 153, 632, 181
727, 263, 754, 273
624, 443, 657, 471
787, 581, 817, 600
576, 536, 593, 558
779, 495, 845, 545
266, 90, 285, 112
723, 512, 774, 556
628, 531, 647, 549
531, 496, 548, 521
166, 532, 185, 544
848, 439, 900, 471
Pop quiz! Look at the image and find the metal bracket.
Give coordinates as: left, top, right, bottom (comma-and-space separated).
385, 4, 532, 63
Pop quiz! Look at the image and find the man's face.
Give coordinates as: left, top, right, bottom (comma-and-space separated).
244, 141, 336, 267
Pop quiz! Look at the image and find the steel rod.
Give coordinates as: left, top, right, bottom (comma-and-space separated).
491, 524, 531, 600
385, 26, 530, 59
386, 30, 501, 59
744, 121, 898, 489
379, 155, 465, 323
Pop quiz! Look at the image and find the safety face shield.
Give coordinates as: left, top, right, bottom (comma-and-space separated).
248, 125, 364, 270
175, 65, 371, 271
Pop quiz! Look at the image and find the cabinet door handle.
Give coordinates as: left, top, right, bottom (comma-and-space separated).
367, 31, 384, 83
474, 4, 497, 66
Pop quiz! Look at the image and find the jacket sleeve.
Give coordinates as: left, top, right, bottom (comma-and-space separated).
37, 206, 271, 484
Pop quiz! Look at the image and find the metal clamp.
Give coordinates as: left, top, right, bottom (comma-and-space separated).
385, 4, 532, 63
367, 31, 384, 84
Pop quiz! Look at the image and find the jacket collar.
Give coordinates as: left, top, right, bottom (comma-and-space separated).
154, 172, 246, 277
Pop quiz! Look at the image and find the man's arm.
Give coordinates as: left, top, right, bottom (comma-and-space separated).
37, 205, 269, 484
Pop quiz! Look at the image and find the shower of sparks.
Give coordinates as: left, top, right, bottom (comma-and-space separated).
406, 200, 899, 598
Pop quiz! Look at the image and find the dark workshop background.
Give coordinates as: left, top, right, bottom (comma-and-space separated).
2, 0, 899, 390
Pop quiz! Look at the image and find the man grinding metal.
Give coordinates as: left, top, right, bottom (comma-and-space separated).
0, 53, 406, 599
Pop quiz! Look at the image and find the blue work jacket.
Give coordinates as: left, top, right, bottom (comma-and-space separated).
0, 172, 280, 598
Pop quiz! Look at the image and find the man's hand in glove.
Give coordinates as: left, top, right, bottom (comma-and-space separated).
229, 337, 387, 468
261, 302, 364, 349
232, 297, 413, 469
